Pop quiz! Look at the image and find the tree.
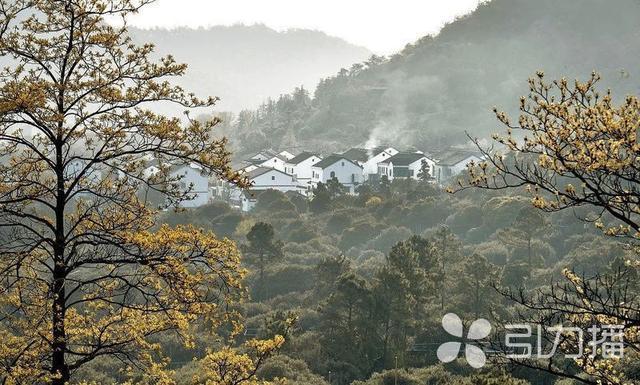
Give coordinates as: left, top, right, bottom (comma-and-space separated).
0, 1, 251, 384
244, 222, 284, 301
417, 160, 434, 182
326, 177, 348, 198
497, 206, 547, 266
460, 72, 640, 242
318, 273, 376, 385
191, 335, 286, 385
310, 182, 331, 213
457, 73, 640, 384
372, 236, 438, 369
454, 253, 497, 319
430, 226, 463, 309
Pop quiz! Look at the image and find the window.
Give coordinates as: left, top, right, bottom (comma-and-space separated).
341, 162, 345, 166
271, 175, 275, 181
330, 171, 336, 179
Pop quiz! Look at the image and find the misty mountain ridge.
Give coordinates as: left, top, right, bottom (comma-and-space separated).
223, 0, 640, 158
128, 24, 372, 112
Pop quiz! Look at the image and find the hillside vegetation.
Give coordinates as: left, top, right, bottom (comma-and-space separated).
222, 0, 640, 158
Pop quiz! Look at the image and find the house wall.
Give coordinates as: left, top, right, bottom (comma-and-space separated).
362, 151, 391, 178
434, 155, 482, 184
251, 170, 304, 193
287, 156, 322, 195
296, 156, 321, 180
377, 163, 392, 180
241, 195, 257, 212
170, 165, 210, 208
259, 156, 287, 172
407, 158, 435, 180
379, 157, 435, 181
315, 159, 363, 193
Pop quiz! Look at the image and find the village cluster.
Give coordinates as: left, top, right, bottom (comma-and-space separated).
196, 146, 484, 212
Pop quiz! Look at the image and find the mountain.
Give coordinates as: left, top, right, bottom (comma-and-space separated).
128, 25, 372, 112
223, 0, 640, 157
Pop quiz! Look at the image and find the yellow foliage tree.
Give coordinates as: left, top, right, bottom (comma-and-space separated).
460, 71, 640, 240
0, 1, 276, 384
457, 73, 640, 384
191, 335, 286, 385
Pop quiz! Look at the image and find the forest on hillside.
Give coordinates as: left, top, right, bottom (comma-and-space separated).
78, 176, 634, 385
217, 0, 640, 159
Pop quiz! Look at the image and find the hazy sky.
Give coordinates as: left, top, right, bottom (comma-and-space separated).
127, 0, 484, 54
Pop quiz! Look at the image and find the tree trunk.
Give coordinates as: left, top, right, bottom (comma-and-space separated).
52, 147, 69, 385
51, 262, 69, 385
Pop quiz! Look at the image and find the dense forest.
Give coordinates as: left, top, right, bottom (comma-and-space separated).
218, 0, 640, 159
71, 177, 634, 385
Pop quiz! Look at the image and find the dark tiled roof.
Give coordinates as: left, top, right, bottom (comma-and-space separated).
244, 158, 264, 165
314, 155, 362, 169
383, 152, 426, 166
247, 167, 288, 179
342, 147, 389, 162
434, 150, 482, 166
287, 151, 320, 165
342, 148, 369, 162
257, 149, 279, 158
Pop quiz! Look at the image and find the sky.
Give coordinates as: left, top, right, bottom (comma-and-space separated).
127, 0, 485, 55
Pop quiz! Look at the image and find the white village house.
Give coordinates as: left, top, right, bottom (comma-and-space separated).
433, 149, 483, 184
235, 166, 307, 212
311, 154, 364, 193
215, 145, 484, 212
284, 152, 323, 193
169, 163, 210, 208
377, 152, 435, 181
342, 147, 399, 181
246, 167, 306, 195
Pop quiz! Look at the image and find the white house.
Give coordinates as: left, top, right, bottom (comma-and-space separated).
248, 150, 279, 162
239, 163, 260, 174
284, 152, 323, 193
342, 147, 399, 181
377, 152, 435, 181
247, 167, 306, 194
433, 149, 484, 184
169, 163, 210, 208
311, 155, 364, 193
278, 150, 296, 161
257, 154, 288, 172
241, 189, 259, 212
243, 151, 290, 173
247, 150, 294, 165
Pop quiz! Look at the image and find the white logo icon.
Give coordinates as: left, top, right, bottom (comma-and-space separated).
437, 313, 491, 368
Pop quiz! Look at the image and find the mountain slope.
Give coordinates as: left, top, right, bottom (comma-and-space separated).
129, 25, 372, 112
225, 0, 640, 156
